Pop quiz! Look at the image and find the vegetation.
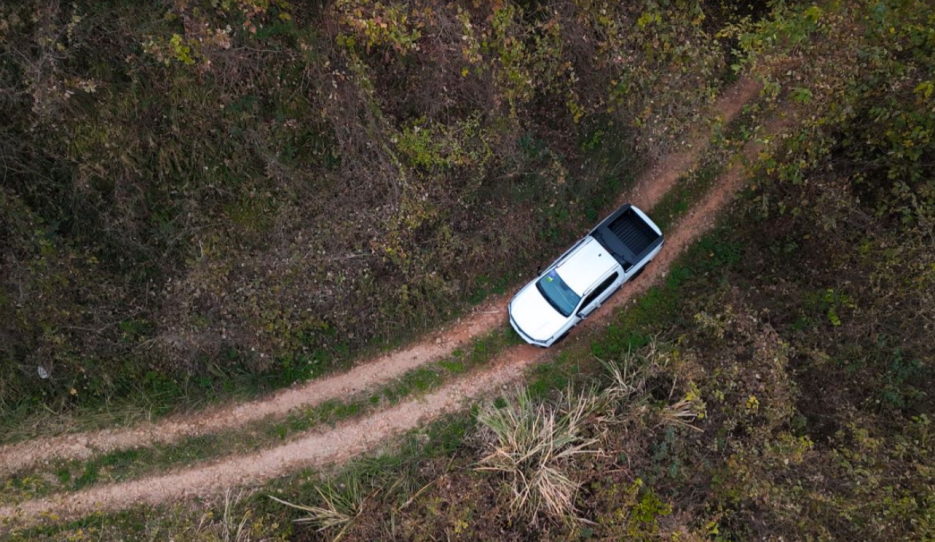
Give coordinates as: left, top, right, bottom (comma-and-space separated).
3, 0, 935, 540
475, 386, 601, 524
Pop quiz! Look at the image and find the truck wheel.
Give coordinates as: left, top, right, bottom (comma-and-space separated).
634, 260, 653, 279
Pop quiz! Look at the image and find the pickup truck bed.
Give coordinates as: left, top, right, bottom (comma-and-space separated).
590, 205, 662, 271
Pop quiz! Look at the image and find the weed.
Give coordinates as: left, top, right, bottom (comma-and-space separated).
221, 488, 253, 542
657, 383, 706, 432
599, 354, 646, 409
269, 475, 367, 540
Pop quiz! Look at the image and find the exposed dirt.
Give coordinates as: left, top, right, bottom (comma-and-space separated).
0, 76, 761, 480
0, 99, 797, 528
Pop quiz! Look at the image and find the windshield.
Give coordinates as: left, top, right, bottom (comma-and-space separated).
536, 269, 581, 317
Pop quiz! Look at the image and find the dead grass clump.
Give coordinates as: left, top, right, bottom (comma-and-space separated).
269, 474, 368, 541
599, 353, 648, 410
475, 387, 602, 524
657, 384, 707, 432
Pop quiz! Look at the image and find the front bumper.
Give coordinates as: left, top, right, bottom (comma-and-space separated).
508, 308, 551, 348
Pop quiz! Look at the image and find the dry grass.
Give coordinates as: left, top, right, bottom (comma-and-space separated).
596, 339, 663, 419
658, 385, 706, 432
606, 340, 705, 432
221, 488, 253, 542
474, 343, 670, 524
191, 488, 256, 542
268, 475, 368, 541
475, 387, 602, 524
599, 355, 645, 407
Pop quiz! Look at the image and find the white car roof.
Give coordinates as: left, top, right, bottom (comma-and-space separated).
556, 237, 618, 295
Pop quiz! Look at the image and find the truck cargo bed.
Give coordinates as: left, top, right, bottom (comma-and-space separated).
591, 205, 662, 270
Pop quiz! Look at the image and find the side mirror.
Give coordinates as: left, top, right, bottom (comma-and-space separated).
536, 266, 542, 276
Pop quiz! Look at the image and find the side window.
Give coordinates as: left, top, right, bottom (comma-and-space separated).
581, 272, 619, 311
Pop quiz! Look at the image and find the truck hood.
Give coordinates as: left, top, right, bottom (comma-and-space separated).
509, 284, 569, 343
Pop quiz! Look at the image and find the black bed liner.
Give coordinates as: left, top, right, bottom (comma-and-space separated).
590, 204, 662, 270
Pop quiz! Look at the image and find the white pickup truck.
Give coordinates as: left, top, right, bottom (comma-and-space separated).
508, 204, 663, 347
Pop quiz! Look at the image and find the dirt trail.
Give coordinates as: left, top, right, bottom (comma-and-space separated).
0, 77, 761, 478
0, 103, 795, 527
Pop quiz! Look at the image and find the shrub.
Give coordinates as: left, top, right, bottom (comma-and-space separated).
0, 0, 753, 432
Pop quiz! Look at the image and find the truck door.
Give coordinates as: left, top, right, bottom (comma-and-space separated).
578, 272, 620, 318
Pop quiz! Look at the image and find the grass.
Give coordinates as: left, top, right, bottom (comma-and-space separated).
0, 65, 758, 449
221, 489, 255, 542
4, 408, 479, 541
269, 474, 366, 539
0, 120, 644, 449
19, 40, 927, 537
1, 87, 769, 531
599, 354, 647, 408
476, 386, 601, 523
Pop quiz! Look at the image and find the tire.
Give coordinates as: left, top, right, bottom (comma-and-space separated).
632, 260, 652, 279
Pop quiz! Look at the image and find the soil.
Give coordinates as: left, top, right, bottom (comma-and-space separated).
0, 78, 789, 528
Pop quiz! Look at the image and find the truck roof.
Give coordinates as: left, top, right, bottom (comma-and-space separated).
590, 204, 662, 270
555, 237, 618, 295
